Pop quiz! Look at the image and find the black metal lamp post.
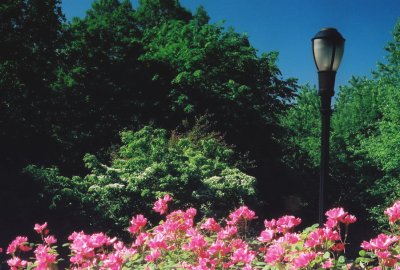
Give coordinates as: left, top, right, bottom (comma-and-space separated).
312, 28, 345, 226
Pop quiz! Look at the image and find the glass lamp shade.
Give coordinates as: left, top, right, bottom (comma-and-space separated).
312, 28, 345, 72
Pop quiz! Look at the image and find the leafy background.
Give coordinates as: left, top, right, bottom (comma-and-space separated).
1, 0, 400, 263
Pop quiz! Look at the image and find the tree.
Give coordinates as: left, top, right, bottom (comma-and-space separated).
357, 20, 400, 227
0, 0, 64, 167
135, 0, 192, 28
50, 0, 145, 172
139, 17, 297, 211
0, 0, 66, 250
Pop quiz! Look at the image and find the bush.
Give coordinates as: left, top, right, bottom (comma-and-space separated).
2, 194, 366, 269
6, 197, 400, 269
26, 126, 256, 233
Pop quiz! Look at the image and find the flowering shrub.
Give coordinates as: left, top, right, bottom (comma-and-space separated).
26, 126, 257, 232
4, 196, 400, 269
357, 201, 400, 269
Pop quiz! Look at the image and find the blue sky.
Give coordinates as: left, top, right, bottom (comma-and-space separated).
62, 0, 400, 89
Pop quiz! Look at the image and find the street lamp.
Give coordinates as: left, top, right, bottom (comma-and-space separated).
312, 28, 345, 226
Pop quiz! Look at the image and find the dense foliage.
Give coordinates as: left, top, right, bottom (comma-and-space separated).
0, 0, 296, 250
26, 125, 256, 233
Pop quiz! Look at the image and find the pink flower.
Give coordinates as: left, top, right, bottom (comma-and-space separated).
361, 233, 398, 250
182, 229, 207, 251
384, 201, 400, 223
7, 236, 31, 254
103, 252, 124, 270
217, 226, 237, 240
325, 208, 347, 220
323, 228, 340, 241
128, 214, 147, 234
7, 257, 28, 270
133, 232, 149, 247
280, 233, 300, 244
339, 214, 357, 224
257, 229, 274, 242
34, 222, 48, 234
265, 244, 285, 264
145, 249, 161, 262
153, 194, 172, 215
148, 233, 168, 250
194, 257, 218, 270
34, 244, 57, 269
324, 218, 337, 228
231, 247, 255, 264
90, 232, 115, 248
305, 228, 339, 248
208, 240, 231, 256
201, 218, 221, 232
376, 250, 391, 259
185, 207, 197, 219
44, 235, 57, 245
292, 252, 317, 268
322, 259, 333, 268
227, 206, 257, 225
304, 229, 324, 248
276, 215, 301, 232
263, 219, 277, 230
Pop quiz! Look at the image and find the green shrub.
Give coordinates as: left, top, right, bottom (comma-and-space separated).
26, 126, 256, 232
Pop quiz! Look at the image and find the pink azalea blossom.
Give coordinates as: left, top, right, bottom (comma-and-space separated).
276, 215, 301, 232
257, 229, 274, 242
7, 236, 31, 254
322, 259, 333, 268
128, 214, 147, 234
361, 233, 398, 250
265, 244, 285, 264
34, 222, 48, 234
182, 229, 207, 251
304, 229, 324, 248
34, 244, 57, 270
148, 233, 168, 250
201, 218, 221, 232
102, 252, 124, 270
263, 218, 277, 230
227, 206, 257, 225
208, 240, 231, 256
231, 247, 255, 264
280, 233, 300, 244
384, 201, 400, 223
340, 214, 357, 224
153, 194, 172, 215
325, 208, 347, 221
292, 252, 317, 268
145, 249, 161, 262
7, 257, 28, 270
133, 232, 149, 247
324, 218, 337, 228
44, 235, 57, 245
217, 226, 237, 240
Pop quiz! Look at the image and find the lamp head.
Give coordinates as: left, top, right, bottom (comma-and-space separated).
312, 28, 345, 72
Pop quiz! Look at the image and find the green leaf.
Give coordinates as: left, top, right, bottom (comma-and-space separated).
323, 252, 331, 259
